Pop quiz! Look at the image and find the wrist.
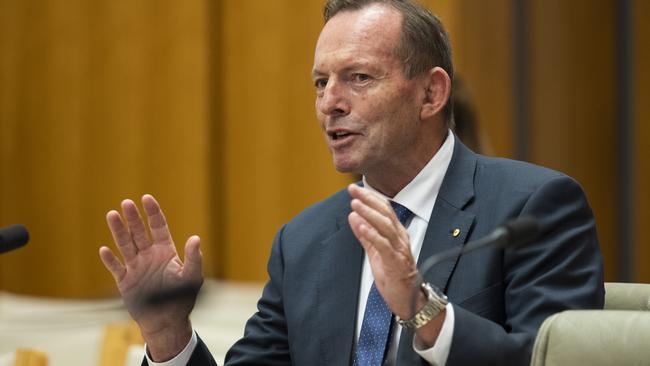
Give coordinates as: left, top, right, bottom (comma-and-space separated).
143, 319, 193, 362
414, 307, 446, 348
395, 286, 429, 320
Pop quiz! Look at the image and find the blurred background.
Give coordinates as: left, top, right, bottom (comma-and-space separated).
0, 0, 648, 299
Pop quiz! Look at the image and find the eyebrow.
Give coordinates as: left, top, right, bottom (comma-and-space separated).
311, 61, 375, 79
311, 69, 326, 79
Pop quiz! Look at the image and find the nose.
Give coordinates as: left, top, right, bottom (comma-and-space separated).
317, 79, 350, 118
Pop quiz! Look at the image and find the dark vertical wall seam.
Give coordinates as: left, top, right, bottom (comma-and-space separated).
615, 0, 635, 282
513, 0, 529, 161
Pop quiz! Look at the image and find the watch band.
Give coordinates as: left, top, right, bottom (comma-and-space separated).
396, 282, 448, 330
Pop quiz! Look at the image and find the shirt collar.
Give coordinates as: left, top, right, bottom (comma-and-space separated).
363, 130, 455, 223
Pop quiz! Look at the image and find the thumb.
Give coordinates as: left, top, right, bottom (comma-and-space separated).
183, 235, 203, 281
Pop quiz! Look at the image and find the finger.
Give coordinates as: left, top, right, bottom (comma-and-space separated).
350, 198, 402, 244
349, 213, 375, 254
349, 212, 393, 256
183, 235, 203, 282
141, 194, 174, 246
348, 184, 404, 235
348, 184, 395, 219
121, 199, 152, 251
99, 246, 126, 282
106, 210, 138, 261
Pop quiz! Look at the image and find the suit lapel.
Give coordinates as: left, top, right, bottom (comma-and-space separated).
419, 138, 477, 291
418, 203, 475, 292
317, 207, 364, 365
397, 139, 478, 364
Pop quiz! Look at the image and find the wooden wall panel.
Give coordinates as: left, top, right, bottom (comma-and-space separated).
528, 0, 617, 280
634, 0, 650, 283
220, 1, 353, 281
0, 0, 213, 297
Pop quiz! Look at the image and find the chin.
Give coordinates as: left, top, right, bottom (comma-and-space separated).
332, 156, 361, 174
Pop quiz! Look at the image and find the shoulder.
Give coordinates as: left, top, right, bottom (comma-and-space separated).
469, 155, 594, 235
279, 186, 352, 239
289, 186, 351, 224
458, 150, 591, 223
267, 186, 353, 269
474, 154, 581, 195
443, 138, 584, 210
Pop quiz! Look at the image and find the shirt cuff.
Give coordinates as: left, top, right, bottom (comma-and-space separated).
144, 330, 198, 366
412, 303, 455, 366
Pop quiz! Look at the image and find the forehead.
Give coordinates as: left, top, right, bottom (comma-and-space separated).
314, 4, 402, 69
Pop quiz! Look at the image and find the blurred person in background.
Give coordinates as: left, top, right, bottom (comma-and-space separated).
452, 76, 492, 155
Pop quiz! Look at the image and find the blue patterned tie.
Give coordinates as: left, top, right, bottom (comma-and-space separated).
353, 201, 413, 366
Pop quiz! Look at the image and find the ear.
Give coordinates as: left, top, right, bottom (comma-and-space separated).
420, 67, 451, 120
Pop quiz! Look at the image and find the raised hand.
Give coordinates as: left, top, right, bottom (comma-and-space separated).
347, 184, 445, 347
346, 184, 420, 319
99, 194, 203, 361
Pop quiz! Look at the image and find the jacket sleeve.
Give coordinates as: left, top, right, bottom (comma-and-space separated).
186, 336, 219, 366
447, 175, 605, 365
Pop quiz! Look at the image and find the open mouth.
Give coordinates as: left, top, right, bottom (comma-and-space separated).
331, 131, 352, 140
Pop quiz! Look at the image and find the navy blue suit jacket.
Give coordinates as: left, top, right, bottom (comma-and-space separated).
159, 140, 605, 365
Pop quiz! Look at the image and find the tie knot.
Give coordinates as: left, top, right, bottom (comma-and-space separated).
390, 201, 413, 226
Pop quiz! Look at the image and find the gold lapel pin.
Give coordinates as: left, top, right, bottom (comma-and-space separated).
452, 228, 461, 237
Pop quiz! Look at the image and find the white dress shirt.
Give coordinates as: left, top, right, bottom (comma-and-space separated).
147, 132, 456, 366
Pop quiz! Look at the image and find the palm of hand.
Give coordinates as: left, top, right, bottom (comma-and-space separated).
118, 243, 181, 303
128, 250, 198, 335
366, 235, 415, 287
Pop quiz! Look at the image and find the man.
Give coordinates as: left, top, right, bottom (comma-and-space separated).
100, 0, 604, 365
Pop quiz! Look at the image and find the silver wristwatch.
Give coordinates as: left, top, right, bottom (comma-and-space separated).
396, 282, 448, 330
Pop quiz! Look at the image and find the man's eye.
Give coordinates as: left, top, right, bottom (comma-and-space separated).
314, 79, 328, 89
353, 74, 371, 83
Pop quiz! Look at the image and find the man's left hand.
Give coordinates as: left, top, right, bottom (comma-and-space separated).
347, 183, 421, 319
347, 184, 446, 347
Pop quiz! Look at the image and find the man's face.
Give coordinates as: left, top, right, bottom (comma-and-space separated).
312, 5, 426, 176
